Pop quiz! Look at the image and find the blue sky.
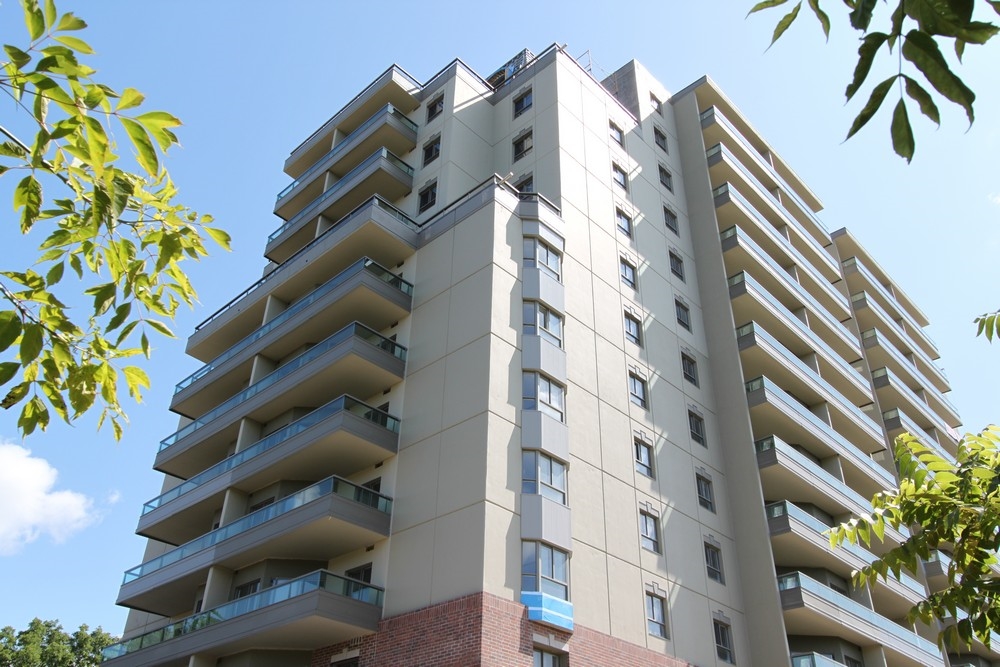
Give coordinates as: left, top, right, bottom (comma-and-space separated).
0, 0, 997, 636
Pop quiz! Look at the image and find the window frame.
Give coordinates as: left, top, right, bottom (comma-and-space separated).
522, 450, 568, 505
418, 182, 437, 213
427, 94, 444, 122
696, 474, 715, 512
675, 299, 691, 331
645, 592, 668, 638
616, 207, 633, 237
620, 257, 637, 290
422, 136, 441, 166
513, 88, 533, 118
514, 174, 534, 193
639, 511, 660, 553
650, 93, 663, 116
669, 251, 685, 281
612, 163, 628, 191
714, 620, 735, 663
624, 311, 642, 346
532, 649, 566, 667
524, 237, 562, 281
523, 371, 566, 422
663, 206, 679, 235
705, 543, 725, 583
654, 127, 668, 152
681, 352, 699, 386
513, 130, 534, 162
689, 410, 706, 446
523, 301, 564, 348
658, 165, 674, 192
628, 373, 648, 409
609, 121, 625, 146
635, 438, 654, 478
522, 541, 569, 600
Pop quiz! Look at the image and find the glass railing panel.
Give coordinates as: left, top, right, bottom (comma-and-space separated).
142, 396, 398, 514
103, 570, 383, 660
861, 330, 954, 415
874, 368, 954, 438
791, 654, 844, 667
855, 293, 944, 382
125, 477, 392, 583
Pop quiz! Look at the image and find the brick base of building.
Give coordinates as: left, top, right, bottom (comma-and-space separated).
311, 592, 692, 667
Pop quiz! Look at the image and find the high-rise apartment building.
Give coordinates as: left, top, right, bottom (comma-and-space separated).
101, 45, 983, 667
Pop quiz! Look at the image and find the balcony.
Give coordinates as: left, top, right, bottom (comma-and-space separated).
139, 396, 400, 545
103, 570, 382, 667
266, 148, 414, 264
792, 654, 848, 667
737, 323, 883, 450
275, 104, 418, 220
189, 254, 413, 364
778, 572, 944, 667
157, 324, 406, 479
745, 376, 895, 499
923, 550, 952, 591
861, 329, 956, 415
118, 476, 392, 616
882, 408, 956, 461
872, 367, 961, 444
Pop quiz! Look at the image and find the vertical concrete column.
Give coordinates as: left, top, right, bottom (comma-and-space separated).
248, 356, 277, 385
200, 565, 234, 611
262, 294, 287, 326
861, 644, 888, 667
234, 418, 262, 454
188, 654, 216, 667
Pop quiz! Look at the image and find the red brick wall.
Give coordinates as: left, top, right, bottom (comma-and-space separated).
311, 592, 693, 667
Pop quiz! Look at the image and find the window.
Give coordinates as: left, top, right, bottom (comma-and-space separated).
609, 121, 624, 146
654, 127, 668, 152
620, 257, 637, 289
533, 649, 566, 667
233, 579, 260, 599
427, 94, 444, 122
689, 410, 706, 446
628, 373, 648, 409
616, 207, 633, 237
522, 450, 567, 505
663, 206, 679, 234
705, 543, 725, 583
248, 496, 275, 513
844, 658, 863, 667
714, 620, 735, 663
514, 174, 534, 193
612, 163, 628, 191
634, 438, 654, 478
650, 93, 663, 116
522, 541, 569, 600
658, 165, 674, 191
422, 136, 441, 166
624, 311, 642, 346
646, 592, 668, 637
675, 299, 691, 331
332, 660, 360, 667
640, 511, 660, 552
523, 372, 566, 422
514, 130, 533, 161
696, 474, 715, 512
514, 89, 533, 117
681, 352, 699, 386
669, 251, 685, 280
524, 237, 561, 281
345, 563, 373, 583
418, 182, 437, 213
524, 301, 563, 348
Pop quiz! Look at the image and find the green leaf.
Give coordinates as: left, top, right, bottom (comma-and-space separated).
4, 45, 31, 69
122, 366, 149, 400
55, 11, 86, 31
902, 75, 942, 125
902, 29, 976, 125
807, 0, 830, 38
120, 117, 158, 176
52, 35, 94, 55
135, 111, 182, 151
747, 0, 789, 15
769, 1, 803, 46
846, 75, 897, 140
116, 87, 145, 111
849, 0, 877, 30
990, 0, 1000, 15
43, 0, 56, 28
18, 396, 49, 435
85, 282, 116, 316
45, 262, 65, 287
106, 302, 131, 332
14, 175, 43, 233
1, 382, 29, 409
0, 141, 28, 159
204, 226, 232, 251
846, 32, 889, 101
0, 312, 23, 352
22, 0, 45, 41
0, 362, 20, 386
19, 323, 43, 365
144, 319, 174, 337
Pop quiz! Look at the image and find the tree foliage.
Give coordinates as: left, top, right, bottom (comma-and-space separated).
749, 0, 999, 161
0, 618, 116, 666
0, 0, 229, 439
830, 427, 1000, 650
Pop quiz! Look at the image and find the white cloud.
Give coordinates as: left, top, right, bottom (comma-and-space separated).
988, 193, 1000, 207
0, 442, 96, 555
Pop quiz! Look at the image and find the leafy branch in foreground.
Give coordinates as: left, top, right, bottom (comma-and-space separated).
0, 0, 230, 439
830, 427, 1000, 650
748, 0, 999, 161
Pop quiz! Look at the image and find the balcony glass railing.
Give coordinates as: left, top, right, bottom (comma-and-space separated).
777, 572, 939, 656
842, 257, 938, 350
277, 104, 417, 202
882, 408, 954, 463
853, 293, 945, 384
143, 396, 398, 515
791, 654, 845, 667
103, 569, 383, 660
872, 368, 954, 439
861, 330, 956, 416
124, 476, 392, 584
162, 320, 406, 453
269, 148, 414, 243
745, 376, 894, 486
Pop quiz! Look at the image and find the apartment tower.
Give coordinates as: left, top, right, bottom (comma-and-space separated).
101, 46, 982, 667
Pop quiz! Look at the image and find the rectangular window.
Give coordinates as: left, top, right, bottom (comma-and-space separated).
635, 438, 654, 478
640, 511, 660, 553
609, 121, 624, 146
714, 620, 735, 663
612, 163, 628, 191
514, 89, 533, 117
689, 410, 706, 446
658, 165, 674, 191
620, 258, 637, 289
705, 543, 725, 583
233, 579, 260, 599
533, 649, 566, 667
522, 541, 569, 600
844, 658, 863, 667
515, 174, 534, 193
669, 251, 685, 280
523, 301, 563, 348
628, 373, 648, 409
646, 592, 668, 637
427, 94, 444, 122
514, 130, 533, 161
522, 450, 568, 505
650, 93, 663, 116
663, 206, 679, 234
675, 299, 691, 331
524, 237, 562, 281
624, 311, 642, 346
345, 562, 373, 583
418, 182, 437, 213
523, 371, 566, 422
422, 136, 441, 166
654, 127, 668, 152
681, 352, 699, 386
616, 207, 633, 237
696, 474, 715, 512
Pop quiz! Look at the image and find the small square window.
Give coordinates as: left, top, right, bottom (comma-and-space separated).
620, 258, 637, 290
696, 474, 715, 512
675, 299, 691, 331
650, 93, 663, 116
523, 371, 566, 422
646, 592, 668, 637
640, 511, 660, 553
681, 353, 699, 386
714, 620, 735, 663
609, 121, 624, 146
524, 300, 564, 348
524, 237, 561, 281
663, 207, 679, 234
522, 541, 569, 600
705, 543, 725, 584
659, 165, 674, 191
635, 438, 654, 478
616, 207, 633, 237
514, 130, 533, 161
522, 450, 568, 505
628, 373, 647, 409
418, 182, 437, 213
624, 311, 642, 346
427, 95, 444, 122
514, 174, 534, 193
533, 649, 566, 667
612, 163, 628, 191
514, 89, 533, 117
654, 127, 668, 152
233, 579, 260, 599
689, 410, 706, 446
669, 251, 685, 281
423, 137, 441, 166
